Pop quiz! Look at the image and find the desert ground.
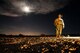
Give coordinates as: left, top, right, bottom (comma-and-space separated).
0, 36, 80, 53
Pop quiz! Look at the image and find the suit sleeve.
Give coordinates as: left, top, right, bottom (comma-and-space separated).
62, 19, 65, 29
54, 19, 57, 26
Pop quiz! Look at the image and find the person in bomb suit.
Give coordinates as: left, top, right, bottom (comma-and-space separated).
54, 14, 65, 38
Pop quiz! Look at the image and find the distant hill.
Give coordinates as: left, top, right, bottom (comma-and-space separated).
0, 34, 80, 37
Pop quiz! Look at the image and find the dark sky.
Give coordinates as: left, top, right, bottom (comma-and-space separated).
0, 0, 80, 35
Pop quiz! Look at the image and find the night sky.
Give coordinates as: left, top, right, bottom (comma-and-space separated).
0, 0, 80, 35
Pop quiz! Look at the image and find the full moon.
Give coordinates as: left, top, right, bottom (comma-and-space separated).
22, 6, 31, 13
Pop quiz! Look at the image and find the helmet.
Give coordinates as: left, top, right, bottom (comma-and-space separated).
58, 14, 63, 18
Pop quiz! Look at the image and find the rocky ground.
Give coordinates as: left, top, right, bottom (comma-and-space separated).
0, 36, 80, 53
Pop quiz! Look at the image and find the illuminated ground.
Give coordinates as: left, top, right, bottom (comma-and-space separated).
0, 36, 80, 53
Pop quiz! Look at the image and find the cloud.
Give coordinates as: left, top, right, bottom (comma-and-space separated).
0, 0, 71, 17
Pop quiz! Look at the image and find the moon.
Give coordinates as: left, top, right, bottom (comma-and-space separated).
21, 6, 31, 13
